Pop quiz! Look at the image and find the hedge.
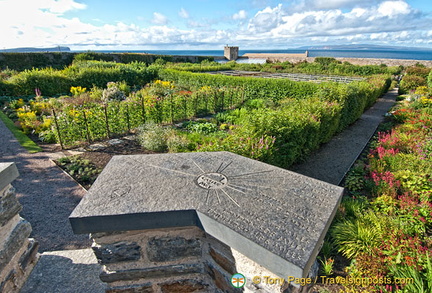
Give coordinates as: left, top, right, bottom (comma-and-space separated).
4, 61, 159, 96
159, 69, 320, 101
0, 52, 212, 71
200, 75, 391, 168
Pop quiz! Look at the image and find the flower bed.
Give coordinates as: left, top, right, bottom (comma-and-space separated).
326, 85, 432, 292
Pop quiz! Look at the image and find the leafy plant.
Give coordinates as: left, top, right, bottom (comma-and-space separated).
319, 257, 334, 276
184, 121, 218, 134
332, 211, 389, 259
56, 155, 101, 185
389, 254, 432, 293
137, 122, 169, 152
344, 163, 366, 192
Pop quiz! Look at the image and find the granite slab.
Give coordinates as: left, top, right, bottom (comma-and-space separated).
70, 152, 343, 279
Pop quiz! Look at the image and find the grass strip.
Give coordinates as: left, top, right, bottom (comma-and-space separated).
0, 111, 42, 153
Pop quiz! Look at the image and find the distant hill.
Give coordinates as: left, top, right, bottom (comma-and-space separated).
0, 46, 71, 53
298, 44, 432, 52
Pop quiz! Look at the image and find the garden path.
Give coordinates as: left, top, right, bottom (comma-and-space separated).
290, 88, 398, 185
0, 119, 90, 252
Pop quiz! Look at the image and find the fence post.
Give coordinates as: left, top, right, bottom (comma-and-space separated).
82, 108, 91, 144
104, 104, 110, 139
51, 108, 64, 149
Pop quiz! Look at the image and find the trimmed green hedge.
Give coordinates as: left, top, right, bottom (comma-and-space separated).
8, 68, 71, 96
0, 53, 74, 71
3, 61, 159, 96
159, 69, 320, 101
200, 75, 391, 168
0, 52, 213, 71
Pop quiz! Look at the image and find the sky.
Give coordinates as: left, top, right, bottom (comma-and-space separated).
1, 0, 431, 50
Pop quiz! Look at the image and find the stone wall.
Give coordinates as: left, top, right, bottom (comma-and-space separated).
248, 55, 432, 67
91, 226, 304, 293
0, 163, 39, 293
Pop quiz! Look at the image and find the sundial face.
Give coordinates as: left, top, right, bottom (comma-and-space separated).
70, 151, 344, 279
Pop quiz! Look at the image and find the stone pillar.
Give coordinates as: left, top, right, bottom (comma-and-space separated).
91, 226, 233, 292
0, 163, 39, 293
70, 152, 344, 293
90, 226, 312, 293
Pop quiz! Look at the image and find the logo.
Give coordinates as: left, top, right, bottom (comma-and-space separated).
231, 273, 246, 288
196, 172, 228, 190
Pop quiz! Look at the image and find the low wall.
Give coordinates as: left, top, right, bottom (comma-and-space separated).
0, 163, 39, 292
241, 54, 432, 67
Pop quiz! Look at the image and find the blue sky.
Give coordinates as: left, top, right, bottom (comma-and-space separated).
1, 0, 431, 50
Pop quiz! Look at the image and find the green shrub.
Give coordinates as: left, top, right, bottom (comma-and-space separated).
405, 66, 431, 79
0, 52, 74, 70
389, 254, 432, 293
8, 68, 71, 96
166, 131, 192, 152
428, 70, 432, 89
7, 61, 158, 95
159, 69, 320, 102
332, 211, 390, 259
184, 121, 218, 134
137, 122, 169, 152
0, 80, 14, 96
56, 155, 101, 184
399, 75, 427, 94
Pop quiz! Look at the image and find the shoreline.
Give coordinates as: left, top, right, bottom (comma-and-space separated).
225, 54, 432, 67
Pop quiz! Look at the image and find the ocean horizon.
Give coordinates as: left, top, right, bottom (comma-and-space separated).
77, 48, 432, 61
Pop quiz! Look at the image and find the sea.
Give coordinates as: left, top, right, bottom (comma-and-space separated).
86, 48, 432, 61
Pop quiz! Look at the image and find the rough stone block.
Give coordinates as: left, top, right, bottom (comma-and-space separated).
0, 186, 22, 227
147, 237, 201, 262
100, 263, 205, 283
0, 269, 15, 293
106, 283, 154, 293
0, 163, 19, 193
209, 247, 235, 275
0, 218, 32, 272
92, 241, 141, 264
160, 279, 209, 293
206, 264, 239, 292
18, 238, 39, 270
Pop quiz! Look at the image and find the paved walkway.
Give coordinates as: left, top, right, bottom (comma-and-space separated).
21, 249, 106, 293
0, 119, 90, 252
290, 88, 397, 185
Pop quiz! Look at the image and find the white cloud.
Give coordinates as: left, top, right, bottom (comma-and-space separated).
245, 1, 423, 39
377, 0, 411, 17
0, 0, 430, 50
292, 0, 382, 12
179, 8, 189, 19
46, 0, 87, 14
151, 12, 168, 25
233, 10, 247, 20
248, 4, 283, 33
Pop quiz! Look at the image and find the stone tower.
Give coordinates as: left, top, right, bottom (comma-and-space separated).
224, 46, 239, 61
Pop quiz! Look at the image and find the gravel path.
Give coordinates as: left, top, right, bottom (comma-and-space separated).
290, 88, 398, 185
0, 120, 90, 252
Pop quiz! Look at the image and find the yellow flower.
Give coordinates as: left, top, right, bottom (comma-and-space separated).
70, 86, 87, 96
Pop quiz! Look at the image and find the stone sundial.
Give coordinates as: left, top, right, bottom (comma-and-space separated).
70, 151, 343, 279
